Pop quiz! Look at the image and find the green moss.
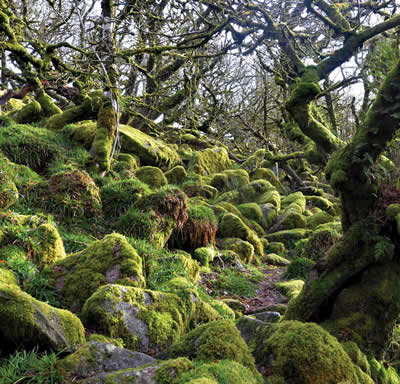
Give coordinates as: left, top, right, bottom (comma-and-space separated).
281, 192, 306, 213
218, 213, 263, 256
306, 210, 336, 229
188, 147, 232, 176
0, 170, 18, 209
264, 241, 285, 254
306, 195, 336, 215
35, 223, 66, 269
257, 189, 281, 210
136, 166, 168, 188
386, 204, 400, 219
250, 168, 284, 192
285, 257, 315, 280
119, 124, 181, 170
13, 99, 42, 123
210, 169, 249, 192
193, 247, 215, 267
156, 357, 193, 384
0, 268, 18, 285
254, 321, 359, 384
171, 319, 259, 375
37, 92, 62, 117
237, 203, 266, 229
63, 120, 96, 149
47, 233, 144, 312
45, 91, 103, 131
240, 149, 266, 172
301, 227, 341, 261
264, 228, 310, 242
275, 280, 304, 300
165, 166, 187, 185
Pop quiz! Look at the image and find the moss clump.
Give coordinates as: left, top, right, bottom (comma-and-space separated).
306, 210, 336, 229
254, 321, 359, 384
218, 213, 263, 257
301, 227, 341, 261
237, 203, 266, 229
135, 166, 168, 188
114, 152, 138, 173
222, 238, 254, 264
156, 357, 193, 384
100, 178, 151, 217
281, 191, 306, 213
193, 247, 215, 267
240, 149, 266, 172
264, 241, 285, 254
47, 233, 144, 312
29, 169, 102, 219
170, 319, 259, 375
188, 147, 232, 176
264, 228, 310, 243
165, 165, 187, 185
306, 195, 336, 215
34, 223, 66, 269
14, 99, 42, 123
0, 281, 85, 353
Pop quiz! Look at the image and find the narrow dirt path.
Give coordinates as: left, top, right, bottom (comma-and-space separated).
241, 266, 286, 313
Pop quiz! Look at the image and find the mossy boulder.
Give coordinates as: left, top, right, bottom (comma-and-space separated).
119, 124, 181, 170
135, 166, 168, 188
257, 189, 281, 211
188, 147, 232, 176
193, 247, 215, 267
34, 223, 66, 269
281, 191, 306, 213
240, 149, 266, 172
210, 169, 249, 192
250, 167, 284, 192
14, 99, 42, 123
47, 233, 144, 312
237, 203, 266, 229
0, 280, 85, 353
222, 238, 254, 264
254, 321, 359, 384
264, 228, 310, 243
59, 341, 156, 379
81, 284, 189, 353
306, 195, 336, 215
113, 153, 138, 173
264, 241, 285, 255
265, 253, 290, 266
165, 165, 187, 184
277, 210, 307, 231
170, 319, 259, 376
29, 170, 102, 218
218, 213, 263, 256
301, 226, 341, 261
285, 257, 315, 280
306, 209, 336, 229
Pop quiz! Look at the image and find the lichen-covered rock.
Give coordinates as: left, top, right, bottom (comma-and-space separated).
29, 170, 102, 218
170, 319, 259, 377
120, 124, 181, 170
135, 166, 168, 188
210, 169, 249, 192
59, 341, 155, 379
254, 321, 359, 384
47, 233, 144, 312
165, 165, 187, 185
218, 213, 263, 256
0, 281, 85, 353
81, 285, 188, 353
222, 238, 254, 264
188, 147, 232, 176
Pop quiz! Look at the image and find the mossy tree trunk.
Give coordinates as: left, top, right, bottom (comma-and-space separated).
285, 59, 400, 360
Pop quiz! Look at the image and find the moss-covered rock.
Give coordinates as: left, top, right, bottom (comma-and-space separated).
188, 147, 232, 176
113, 153, 138, 173
210, 169, 249, 192
222, 238, 254, 264
120, 125, 181, 170
285, 257, 315, 280
29, 170, 102, 218
250, 167, 284, 192
13, 99, 42, 123
264, 228, 310, 243
237, 203, 266, 229
240, 149, 266, 172
265, 253, 290, 266
218, 213, 263, 257
306, 195, 336, 215
193, 247, 215, 267
264, 241, 285, 255
170, 319, 259, 376
306, 209, 336, 229
254, 321, 359, 384
0, 281, 85, 353
135, 166, 168, 188
165, 165, 187, 185
82, 284, 189, 353
47, 233, 144, 312
301, 226, 341, 261
34, 223, 66, 269
281, 191, 306, 213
